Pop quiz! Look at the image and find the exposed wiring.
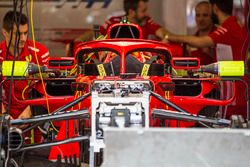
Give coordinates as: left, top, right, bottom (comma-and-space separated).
171, 68, 178, 75
77, 91, 83, 109
21, 81, 32, 100
84, 34, 107, 62
19, 64, 32, 100
6, 0, 20, 116
70, 64, 78, 75
30, 0, 49, 112
5, 1, 24, 166
30, 0, 58, 133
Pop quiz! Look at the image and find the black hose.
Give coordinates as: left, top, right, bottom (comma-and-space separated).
5, 2, 26, 166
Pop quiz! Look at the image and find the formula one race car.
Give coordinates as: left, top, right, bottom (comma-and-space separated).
0, 23, 248, 167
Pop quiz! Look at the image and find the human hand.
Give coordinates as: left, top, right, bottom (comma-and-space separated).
162, 34, 170, 43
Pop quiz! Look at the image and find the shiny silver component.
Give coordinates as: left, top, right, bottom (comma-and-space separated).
90, 80, 151, 166
9, 127, 23, 151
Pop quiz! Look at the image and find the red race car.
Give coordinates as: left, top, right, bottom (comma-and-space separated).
1, 23, 247, 167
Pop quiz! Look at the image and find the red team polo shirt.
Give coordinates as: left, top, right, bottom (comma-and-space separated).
208, 16, 248, 118
190, 24, 217, 65
209, 16, 247, 61
100, 15, 161, 39
0, 40, 49, 118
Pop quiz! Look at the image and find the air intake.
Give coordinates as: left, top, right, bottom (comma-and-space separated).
9, 127, 23, 151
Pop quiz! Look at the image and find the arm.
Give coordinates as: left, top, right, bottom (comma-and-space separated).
145, 16, 171, 40
167, 34, 214, 48
155, 27, 172, 40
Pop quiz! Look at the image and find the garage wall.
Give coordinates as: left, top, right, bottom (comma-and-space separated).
162, 0, 187, 35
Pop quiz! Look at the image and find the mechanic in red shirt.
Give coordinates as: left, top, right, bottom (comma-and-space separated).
189, 1, 217, 65
74, 0, 170, 42
100, 0, 170, 39
166, 0, 248, 118
0, 11, 49, 120
166, 0, 246, 61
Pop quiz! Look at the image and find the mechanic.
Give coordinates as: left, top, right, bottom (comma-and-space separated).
165, 0, 247, 118
69, 0, 171, 49
165, 0, 246, 62
188, 1, 217, 65
100, 0, 170, 39
0, 11, 50, 120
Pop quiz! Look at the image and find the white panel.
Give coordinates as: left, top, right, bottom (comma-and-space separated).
103, 128, 250, 167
